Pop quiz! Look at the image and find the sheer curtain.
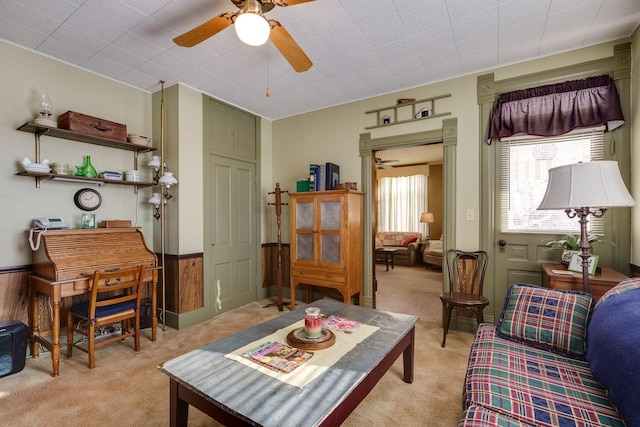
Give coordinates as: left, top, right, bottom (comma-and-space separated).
377, 174, 428, 234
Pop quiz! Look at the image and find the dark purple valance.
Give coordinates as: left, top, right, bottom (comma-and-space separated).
489, 75, 624, 141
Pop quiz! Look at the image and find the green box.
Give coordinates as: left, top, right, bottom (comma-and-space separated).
296, 180, 309, 192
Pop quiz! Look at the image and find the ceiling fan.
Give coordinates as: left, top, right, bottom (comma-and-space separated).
173, 0, 313, 73
375, 158, 399, 170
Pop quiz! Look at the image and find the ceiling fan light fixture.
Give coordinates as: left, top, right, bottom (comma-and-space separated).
235, 6, 270, 46
173, 0, 312, 72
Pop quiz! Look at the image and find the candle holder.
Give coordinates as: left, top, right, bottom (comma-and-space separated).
304, 307, 322, 339
81, 213, 96, 229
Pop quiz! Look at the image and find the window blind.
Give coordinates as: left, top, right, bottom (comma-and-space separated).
499, 127, 604, 234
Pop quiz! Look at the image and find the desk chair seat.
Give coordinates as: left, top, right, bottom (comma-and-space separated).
67, 265, 145, 369
69, 298, 135, 319
440, 250, 489, 347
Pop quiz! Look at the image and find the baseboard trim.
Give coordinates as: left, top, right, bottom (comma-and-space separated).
451, 313, 495, 334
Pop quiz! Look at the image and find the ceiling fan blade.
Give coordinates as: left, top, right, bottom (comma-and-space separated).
384, 159, 399, 163
375, 158, 395, 169
173, 13, 234, 47
271, 0, 315, 6
268, 20, 312, 72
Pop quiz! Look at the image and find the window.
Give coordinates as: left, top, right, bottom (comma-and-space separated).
377, 174, 428, 234
499, 127, 604, 234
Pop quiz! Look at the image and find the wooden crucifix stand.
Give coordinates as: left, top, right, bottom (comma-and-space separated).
264, 183, 289, 311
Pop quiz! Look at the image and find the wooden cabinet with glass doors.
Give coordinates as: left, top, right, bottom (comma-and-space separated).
289, 190, 364, 310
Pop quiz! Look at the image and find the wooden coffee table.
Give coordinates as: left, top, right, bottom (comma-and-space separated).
376, 247, 398, 271
160, 300, 417, 427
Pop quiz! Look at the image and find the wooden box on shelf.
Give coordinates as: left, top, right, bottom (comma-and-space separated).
58, 111, 127, 142
335, 182, 357, 191
99, 220, 132, 228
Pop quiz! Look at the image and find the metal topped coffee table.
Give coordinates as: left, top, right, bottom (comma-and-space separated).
160, 300, 417, 427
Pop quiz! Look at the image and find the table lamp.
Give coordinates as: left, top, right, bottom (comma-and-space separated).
537, 161, 635, 293
420, 212, 435, 240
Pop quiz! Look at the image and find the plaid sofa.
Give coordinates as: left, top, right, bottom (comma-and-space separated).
458, 280, 640, 427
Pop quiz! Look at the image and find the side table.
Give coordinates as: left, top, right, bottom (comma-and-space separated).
375, 248, 398, 271
541, 263, 627, 301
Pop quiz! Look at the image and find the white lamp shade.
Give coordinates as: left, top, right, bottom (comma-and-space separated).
147, 156, 161, 168
235, 12, 270, 46
420, 212, 435, 223
538, 161, 635, 210
158, 171, 177, 186
148, 192, 162, 205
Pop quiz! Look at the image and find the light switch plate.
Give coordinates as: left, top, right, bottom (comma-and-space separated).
466, 209, 474, 221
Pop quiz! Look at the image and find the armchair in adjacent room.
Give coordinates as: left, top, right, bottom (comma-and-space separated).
422, 236, 443, 268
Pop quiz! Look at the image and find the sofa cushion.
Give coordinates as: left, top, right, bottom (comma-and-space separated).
402, 236, 418, 247
375, 237, 383, 248
496, 283, 593, 358
586, 278, 640, 427
465, 325, 625, 427
376, 232, 421, 247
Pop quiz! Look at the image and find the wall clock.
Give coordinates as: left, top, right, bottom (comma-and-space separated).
74, 188, 102, 211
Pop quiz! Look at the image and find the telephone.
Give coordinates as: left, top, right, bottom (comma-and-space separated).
29, 217, 70, 251
33, 217, 70, 229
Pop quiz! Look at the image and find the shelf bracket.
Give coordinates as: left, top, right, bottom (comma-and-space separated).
50, 176, 107, 186
34, 132, 42, 188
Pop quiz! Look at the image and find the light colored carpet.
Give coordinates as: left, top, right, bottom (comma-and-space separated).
375, 264, 444, 324
1, 270, 474, 427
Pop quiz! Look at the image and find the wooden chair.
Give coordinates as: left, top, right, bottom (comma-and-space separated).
440, 250, 489, 347
67, 265, 145, 368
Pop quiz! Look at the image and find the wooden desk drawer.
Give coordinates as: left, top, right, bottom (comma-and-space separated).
72, 279, 91, 293
292, 268, 344, 283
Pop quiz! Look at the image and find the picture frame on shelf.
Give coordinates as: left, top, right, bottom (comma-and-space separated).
568, 253, 599, 275
415, 107, 431, 118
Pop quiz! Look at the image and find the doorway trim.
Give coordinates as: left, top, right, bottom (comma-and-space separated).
359, 118, 458, 307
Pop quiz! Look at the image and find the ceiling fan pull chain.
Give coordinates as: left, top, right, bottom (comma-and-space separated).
266, 44, 271, 97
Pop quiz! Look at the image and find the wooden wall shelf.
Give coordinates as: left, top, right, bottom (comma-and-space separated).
18, 122, 156, 153
364, 94, 452, 130
17, 121, 156, 190
15, 171, 154, 187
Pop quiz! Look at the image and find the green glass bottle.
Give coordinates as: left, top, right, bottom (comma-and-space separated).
83, 155, 97, 178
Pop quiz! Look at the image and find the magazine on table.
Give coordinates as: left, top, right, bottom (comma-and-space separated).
321, 315, 362, 333
242, 341, 314, 374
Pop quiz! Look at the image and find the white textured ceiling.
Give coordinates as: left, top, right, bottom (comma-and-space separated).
1, 0, 639, 121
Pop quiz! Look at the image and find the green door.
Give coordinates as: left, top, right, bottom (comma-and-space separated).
206, 155, 257, 315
